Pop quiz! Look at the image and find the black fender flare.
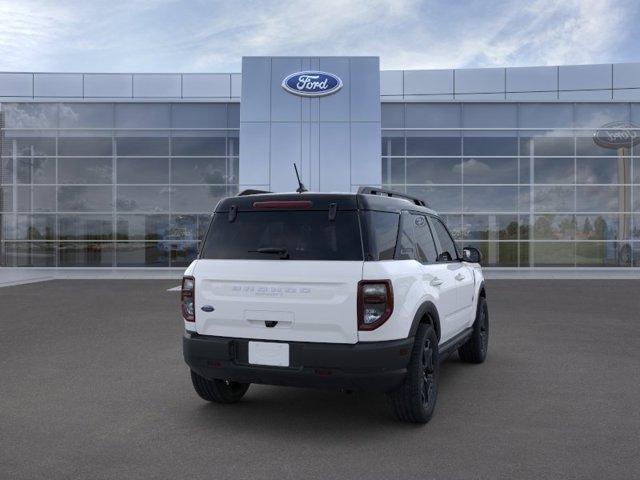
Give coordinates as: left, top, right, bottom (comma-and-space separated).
408, 301, 442, 341
478, 280, 486, 299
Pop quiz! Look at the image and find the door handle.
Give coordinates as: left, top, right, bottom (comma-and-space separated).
455, 273, 465, 281
430, 277, 444, 287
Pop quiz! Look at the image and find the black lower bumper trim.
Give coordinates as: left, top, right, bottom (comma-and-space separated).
183, 333, 414, 393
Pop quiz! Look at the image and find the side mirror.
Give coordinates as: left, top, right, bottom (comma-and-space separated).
462, 247, 482, 264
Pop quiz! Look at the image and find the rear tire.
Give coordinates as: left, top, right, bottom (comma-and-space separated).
458, 296, 489, 364
387, 323, 439, 424
190, 370, 250, 403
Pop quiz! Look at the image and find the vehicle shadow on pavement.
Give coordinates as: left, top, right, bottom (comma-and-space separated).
183, 357, 466, 435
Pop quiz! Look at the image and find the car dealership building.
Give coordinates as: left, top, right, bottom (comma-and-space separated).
1, 56, 639, 271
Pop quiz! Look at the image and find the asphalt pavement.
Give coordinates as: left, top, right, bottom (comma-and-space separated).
1, 279, 639, 479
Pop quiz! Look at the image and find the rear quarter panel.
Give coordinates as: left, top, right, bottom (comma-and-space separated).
359, 260, 437, 342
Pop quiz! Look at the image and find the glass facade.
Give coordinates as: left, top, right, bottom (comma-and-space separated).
0, 102, 239, 267
382, 102, 640, 268
2, 99, 639, 269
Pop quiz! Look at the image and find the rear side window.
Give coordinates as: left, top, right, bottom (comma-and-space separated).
396, 212, 437, 263
362, 211, 399, 261
200, 210, 363, 261
413, 215, 438, 263
429, 217, 459, 261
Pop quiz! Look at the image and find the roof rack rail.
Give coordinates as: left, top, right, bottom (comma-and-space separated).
357, 186, 428, 207
237, 189, 271, 196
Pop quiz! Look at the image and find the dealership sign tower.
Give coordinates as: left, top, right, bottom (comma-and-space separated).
239, 57, 381, 193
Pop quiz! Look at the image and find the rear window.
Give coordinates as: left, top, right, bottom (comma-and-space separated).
200, 210, 363, 261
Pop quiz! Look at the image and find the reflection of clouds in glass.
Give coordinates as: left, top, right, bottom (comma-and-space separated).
454, 158, 490, 175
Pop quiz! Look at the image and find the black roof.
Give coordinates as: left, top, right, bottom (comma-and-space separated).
215, 190, 438, 216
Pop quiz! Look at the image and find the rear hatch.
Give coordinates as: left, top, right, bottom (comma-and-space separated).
193, 196, 364, 344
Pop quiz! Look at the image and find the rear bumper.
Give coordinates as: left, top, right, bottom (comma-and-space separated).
183, 332, 414, 393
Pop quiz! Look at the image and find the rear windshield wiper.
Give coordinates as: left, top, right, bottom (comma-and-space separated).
249, 247, 290, 259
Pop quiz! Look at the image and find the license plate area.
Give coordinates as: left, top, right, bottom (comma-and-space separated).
248, 341, 290, 367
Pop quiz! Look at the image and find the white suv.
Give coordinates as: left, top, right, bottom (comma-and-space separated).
182, 187, 488, 423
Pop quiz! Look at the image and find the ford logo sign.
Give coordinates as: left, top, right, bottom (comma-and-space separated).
282, 71, 342, 97
593, 121, 640, 149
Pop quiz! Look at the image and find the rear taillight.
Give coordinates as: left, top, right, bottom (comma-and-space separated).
181, 276, 195, 322
357, 280, 393, 330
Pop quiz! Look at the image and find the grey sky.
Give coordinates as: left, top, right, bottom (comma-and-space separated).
0, 0, 637, 72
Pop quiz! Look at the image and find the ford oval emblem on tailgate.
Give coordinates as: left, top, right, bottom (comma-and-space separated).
201, 305, 214, 312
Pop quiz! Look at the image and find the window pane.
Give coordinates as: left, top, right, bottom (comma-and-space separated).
441, 214, 463, 240
2, 242, 56, 267
58, 242, 114, 267
364, 211, 399, 261
382, 104, 404, 128
17, 186, 56, 212
116, 137, 168, 156
463, 137, 518, 156
115, 104, 170, 128
201, 211, 362, 261
171, 186, 227, 212
407, 158, 461, 184
531, 242, 575, 266
58, 214, 113, 240
170, 242, 199, 267
462, 214, 518, 240
576, 136, 620, 156
58, 186, 112, 212
577, 157, 630, 184
171, 136, 226, 156
533, 186, 574, 212
574, 103, 629, 128
534, 158, 575, 184
462, 158, 517, 184
575, 214, 628, 241
576, 185, 627, 212
1, 157, 13, 184
413, 215, 438, 263
116, 186, 170, 212
429, 217, 458, 261
116, 158, 169, 184
15, 214, 55, 240
406, 104, 460, 128
4, 103, 58, 128
518, 104, 573, 129
532, 215, 575, 240
197, 214, 212, 240
406, 186, 462, 212
381, 134, 404, 156
17, 158, 55, 184
382, 157, 405, 184
227, 131, 239, 156
406, 135, 461, 156
14, 137, 56, 156
115, 242, 169, 267
227, 104, 240, 128
58, 137, 112, 156
171, 104, 227, 128
59, 103, 114, 128
464, 241, 518, 267
116, 214, 170, 240
520, 136, 574, 156
171, 158, 227, 184
167, 215, 198, 241
1, 186, 13, 211
463, 186, 518, 213
463, 104, 517, 128
576, 242, 631, 267
58, 158, 112, 184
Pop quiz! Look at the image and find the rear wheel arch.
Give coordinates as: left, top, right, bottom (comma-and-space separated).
408, 301, 441, 342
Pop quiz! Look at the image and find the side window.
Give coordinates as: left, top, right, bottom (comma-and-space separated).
429, 217, 459, 262
396, 212, 417, 260
412, 215, 438, 264
364, 211, 400, 260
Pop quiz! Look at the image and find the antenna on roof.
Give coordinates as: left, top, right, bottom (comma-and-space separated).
293, 163, 308, 193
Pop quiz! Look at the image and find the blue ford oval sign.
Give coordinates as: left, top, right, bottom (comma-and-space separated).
282, 71, 343, 97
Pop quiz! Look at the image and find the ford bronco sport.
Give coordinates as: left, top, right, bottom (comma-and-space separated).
182, 187, 488, 423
